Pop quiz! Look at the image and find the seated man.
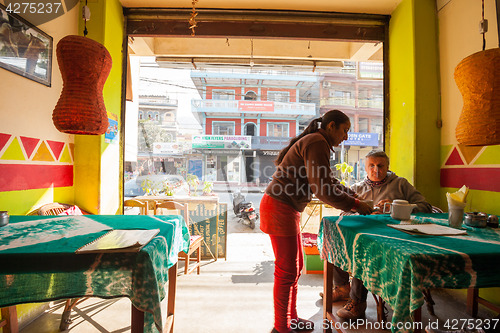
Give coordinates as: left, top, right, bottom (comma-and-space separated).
330, 150, 432, 319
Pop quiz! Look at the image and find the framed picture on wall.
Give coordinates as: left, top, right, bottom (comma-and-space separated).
0, 3, 53, 86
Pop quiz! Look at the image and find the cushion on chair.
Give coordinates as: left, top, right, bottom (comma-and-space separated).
58, 205, 84, 215
190, 235, 203, 244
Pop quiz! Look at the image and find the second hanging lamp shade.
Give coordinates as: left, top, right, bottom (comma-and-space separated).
454, 48, 500, 146
52, 35, 112, 135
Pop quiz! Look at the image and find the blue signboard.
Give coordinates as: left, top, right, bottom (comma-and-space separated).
188, 159, 203, 179
344, 132, 379, 146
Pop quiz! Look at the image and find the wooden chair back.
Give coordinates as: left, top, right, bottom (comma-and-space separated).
431, 205, 444, 213
154, 201, 201, 274
154, 201, 189, 226
124, 199, 149, 215
38, 203, 72, 215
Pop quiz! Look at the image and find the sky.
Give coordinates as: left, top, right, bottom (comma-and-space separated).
139, 57, 203, 134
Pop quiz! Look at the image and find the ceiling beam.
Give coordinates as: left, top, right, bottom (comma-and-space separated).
349, 42, 383, 61
128, 36, 155, 55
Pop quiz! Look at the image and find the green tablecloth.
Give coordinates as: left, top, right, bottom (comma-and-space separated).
318, 213, 500, 333
0, 214, 190, 333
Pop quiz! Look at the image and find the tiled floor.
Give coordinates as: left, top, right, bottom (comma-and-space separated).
20, 231, 499, 333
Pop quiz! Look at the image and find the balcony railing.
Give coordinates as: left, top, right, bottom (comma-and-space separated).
139, 98, 178, 107
320, 97, 355, 107
357, 99, 384, 109
320, 98, 383, 109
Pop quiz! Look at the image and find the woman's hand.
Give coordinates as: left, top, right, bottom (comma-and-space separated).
356, 201, 373, 215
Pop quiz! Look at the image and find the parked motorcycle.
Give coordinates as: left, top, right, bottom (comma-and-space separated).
232, 191, 259, 229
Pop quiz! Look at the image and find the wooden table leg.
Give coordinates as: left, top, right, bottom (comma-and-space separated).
165, 262, 178, 333
131, 304, 144, 333
413, 307, 422, 333
1, 306, 19, 333
323, 261, 334, 333
467, 287, 479, 317
130, 263, 178, 333
467, 287, 500, 316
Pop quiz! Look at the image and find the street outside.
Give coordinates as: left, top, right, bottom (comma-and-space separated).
217, 189, 265, 234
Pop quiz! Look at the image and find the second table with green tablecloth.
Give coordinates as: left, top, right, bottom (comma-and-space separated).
318, 213, 500, 333
0, 214, 190, 333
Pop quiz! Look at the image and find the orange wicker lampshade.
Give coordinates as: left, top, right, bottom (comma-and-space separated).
454, 48, 500, 146
52, 35, 112, 135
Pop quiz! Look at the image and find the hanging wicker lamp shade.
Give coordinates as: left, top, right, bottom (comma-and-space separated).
454, 48, 500, 146
52, 35, 112, 135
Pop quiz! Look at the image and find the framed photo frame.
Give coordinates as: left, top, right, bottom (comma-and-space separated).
0, 3, 52, 86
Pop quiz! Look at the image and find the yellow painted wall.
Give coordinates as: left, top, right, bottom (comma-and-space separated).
389, 0, 441, 206
437, 0, 500, 306
73, 0, 124, 214
388, 0, 416, 183
413, 0, 441, 206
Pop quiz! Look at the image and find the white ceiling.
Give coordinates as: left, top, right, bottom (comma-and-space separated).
124, 0, 400, 66
119, 0, 403, 15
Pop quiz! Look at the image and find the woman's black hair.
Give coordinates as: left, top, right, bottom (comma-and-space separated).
274, 109, 350, 165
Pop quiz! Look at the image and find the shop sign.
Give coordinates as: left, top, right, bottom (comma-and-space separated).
153, 142, 183, 155
238, 100, 274, 112
344, 132, 379, 146
194, 149, 241, 155
192, 135, 251, 149
259, 150, 279, 156
358, 62, 383, 80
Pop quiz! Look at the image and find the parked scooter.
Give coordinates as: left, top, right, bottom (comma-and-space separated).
232, 191, 259, 229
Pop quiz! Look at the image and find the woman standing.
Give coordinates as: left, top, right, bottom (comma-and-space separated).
260, 109, 372, 333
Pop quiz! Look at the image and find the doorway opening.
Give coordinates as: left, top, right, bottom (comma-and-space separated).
123, 9, 388, 260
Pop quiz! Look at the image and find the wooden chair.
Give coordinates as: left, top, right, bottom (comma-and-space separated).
0, 306, 18, 333
431, 205, 444, 213
25, 203, 88, 331
154, 201, 202, 275
27, 203, 91, 216
124, 199, 149, 215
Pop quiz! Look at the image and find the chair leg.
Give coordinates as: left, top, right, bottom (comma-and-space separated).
372, 294, 387, 323
59, 298, 82, 331
196, 247, 201, 275
184, 254, 190, 275
1, 306, 19, 333
422, 288, 435, 316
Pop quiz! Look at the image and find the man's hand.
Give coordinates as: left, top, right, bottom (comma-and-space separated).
356, 201, 373, 215
374, 199, 392, 212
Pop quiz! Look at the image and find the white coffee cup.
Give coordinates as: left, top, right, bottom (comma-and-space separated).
383, 200, 417, 220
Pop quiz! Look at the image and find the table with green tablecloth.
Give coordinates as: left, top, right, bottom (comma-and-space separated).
0, 214, 190, 333
318, 213, 500, 333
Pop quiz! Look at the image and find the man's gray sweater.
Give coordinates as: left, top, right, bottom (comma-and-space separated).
351, 171, 432, 213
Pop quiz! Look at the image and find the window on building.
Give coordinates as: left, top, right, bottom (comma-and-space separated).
330, 90, 352, 99
267, 123, 289, 137
370, 117, 383, 136
245, 91, 258, 100
267, 91, 289, 102
245, 123, 257, 136
359, 118, 369, 132
212, 89, 235, 100
213, 121, 235, 135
